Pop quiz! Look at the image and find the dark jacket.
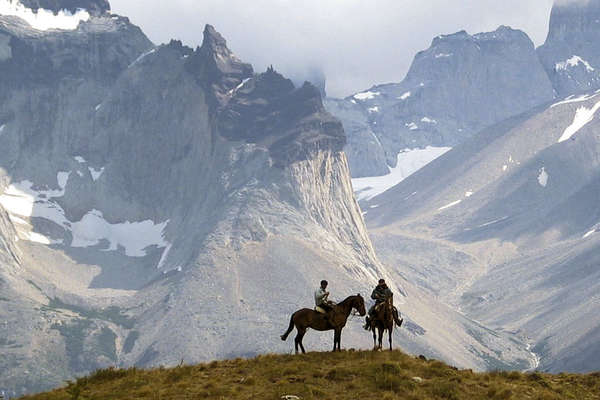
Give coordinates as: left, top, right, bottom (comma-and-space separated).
371, 284, 393, 304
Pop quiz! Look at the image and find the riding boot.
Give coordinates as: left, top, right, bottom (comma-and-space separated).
392, 307, 403, 327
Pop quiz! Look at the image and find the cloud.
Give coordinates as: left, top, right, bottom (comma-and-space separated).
110, 0, 554, 97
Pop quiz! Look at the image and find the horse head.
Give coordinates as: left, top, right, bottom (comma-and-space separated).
354, 294, 366, 316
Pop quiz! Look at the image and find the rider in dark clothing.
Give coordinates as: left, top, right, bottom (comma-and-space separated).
364, 279, 403, 330
372, 281, 393, 305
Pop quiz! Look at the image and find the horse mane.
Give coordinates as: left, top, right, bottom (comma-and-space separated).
337, 294, 361, 307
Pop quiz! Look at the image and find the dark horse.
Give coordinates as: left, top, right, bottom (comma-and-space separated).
280, 294, 366, 353
370, 295, 402, 351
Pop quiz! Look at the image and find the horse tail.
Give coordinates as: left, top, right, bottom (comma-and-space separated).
280, 312, 296, 341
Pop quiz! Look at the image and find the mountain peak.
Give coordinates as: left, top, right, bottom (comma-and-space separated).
201, 24, 227, 50
185, 24, 253, 106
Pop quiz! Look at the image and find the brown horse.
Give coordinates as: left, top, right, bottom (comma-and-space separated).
280, 294, 366, 353
370, 295, 402, 351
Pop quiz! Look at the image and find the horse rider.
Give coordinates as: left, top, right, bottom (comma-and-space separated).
364, 278, 403, 330
315, 280, 335, 320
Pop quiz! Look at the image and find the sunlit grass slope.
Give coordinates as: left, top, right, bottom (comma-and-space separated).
21, 350, 600, 400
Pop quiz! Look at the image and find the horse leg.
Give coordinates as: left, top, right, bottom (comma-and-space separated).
388, 325, 393, 351
332, 329, 337, 352
335, 328, 342, 352
297, 328, 307, 354
378, 327, 384, 350
372, 324, 377, 350
294, 327, 306, 354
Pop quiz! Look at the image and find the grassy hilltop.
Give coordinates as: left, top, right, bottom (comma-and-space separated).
21, 350, 600, 400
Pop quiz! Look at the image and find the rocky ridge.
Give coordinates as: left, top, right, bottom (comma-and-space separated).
327, 26, 555, 178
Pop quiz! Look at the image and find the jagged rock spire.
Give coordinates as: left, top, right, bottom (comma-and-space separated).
185, 24, 253, 107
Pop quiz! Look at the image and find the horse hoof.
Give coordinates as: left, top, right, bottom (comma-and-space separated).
280, 335, 286, 341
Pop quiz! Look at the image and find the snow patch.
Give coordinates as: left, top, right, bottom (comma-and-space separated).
369, 130, 382, 147
19, 230, 56, 245
438, 200, 462, 211
421, 117, 437, 124
57, 171, 70, 190
477, 217, 508, 228
352, 146, 451, 201
555, 56, 595, 73
435, 53, 453, 58
538, 167, 548, 187
74, 156, 86, 164
129, 48, 157, 68
551, 92, 600, 108
89, 167, 105, 181
465, 191, 474, 198
0, 176, 70, 227
558, 100, 600, 142
0, 0, 90, 31
8, 214, 28, 225
228, 77, 251, 96
368, 106, 379, 113
398, 91, 411, 100
0, 124, 5, 134
95, 103, 102, 111
406, 122, 418, 130
156, 243, 172, 269
0, 176, 169, 255
353, 91, 380, 101
70, 210, 169, 257
583, 229, 596, 239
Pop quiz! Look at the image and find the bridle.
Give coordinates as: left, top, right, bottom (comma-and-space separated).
348, 295, 365, 320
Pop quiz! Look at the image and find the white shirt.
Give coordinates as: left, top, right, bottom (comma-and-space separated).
315, 287, 328, 306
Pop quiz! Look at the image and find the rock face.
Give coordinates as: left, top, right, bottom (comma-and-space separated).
538, 0, 600, 97
327, 26, 555, 178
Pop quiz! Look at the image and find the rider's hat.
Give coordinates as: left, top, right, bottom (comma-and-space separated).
378, 278, 386, 284
321, 280, 328, 286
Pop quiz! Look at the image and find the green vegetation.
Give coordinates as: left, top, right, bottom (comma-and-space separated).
19, 350, 600, 400
45, 298, 135, 329
51, 319, 93, 372
122, 331, 140, 354
96, 327, 118, 363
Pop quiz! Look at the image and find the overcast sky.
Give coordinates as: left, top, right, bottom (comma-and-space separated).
110, 0, 556, 97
